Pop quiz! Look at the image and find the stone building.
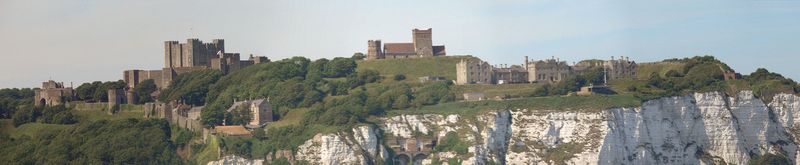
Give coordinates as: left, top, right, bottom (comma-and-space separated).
123, 38, 269, 90
604, 56, 637, 80
367, 28, 446, 60
493, 64, 528, 84
456, 59, 493, 85
226, 98, 273, 127
526, 56, 572, 83
34, 80, 75, 107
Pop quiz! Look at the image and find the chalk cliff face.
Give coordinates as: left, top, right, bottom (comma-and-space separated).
224, 91, 800, 164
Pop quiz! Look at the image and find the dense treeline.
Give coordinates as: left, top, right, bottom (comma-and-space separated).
75, 80, 126, 102
12, 105, 77, 127
0, 88, 35, 118
0, 119, 183, 164
158, 70, 223, 106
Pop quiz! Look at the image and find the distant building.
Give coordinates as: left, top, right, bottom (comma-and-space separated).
367, 28, 446, 60
493, 64, 528, 84
604, 56, 637, 80
227, 98, 274, 127
456, 59, 493, 85
34, 80, 75, 107
526, 56, 572, 83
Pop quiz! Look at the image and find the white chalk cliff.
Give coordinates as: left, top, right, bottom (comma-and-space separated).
224, 91, 800, 164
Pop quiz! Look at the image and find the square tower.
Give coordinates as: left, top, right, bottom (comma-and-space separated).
367, 40, 383, 60
412, 28, 433, 57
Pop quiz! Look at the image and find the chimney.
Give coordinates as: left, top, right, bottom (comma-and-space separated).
611, 56, 614, 60
525, 56, 529, 69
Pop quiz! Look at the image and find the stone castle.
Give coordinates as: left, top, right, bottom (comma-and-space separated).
124, 39, 269, 90
456, 56, 638, 85
34, 80, 75, 107
367, 28, 446, 60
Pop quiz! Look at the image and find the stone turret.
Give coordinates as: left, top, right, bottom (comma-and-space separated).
367, 40, 383, 60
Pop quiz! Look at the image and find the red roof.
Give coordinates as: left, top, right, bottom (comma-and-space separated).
384, 43, 415, 55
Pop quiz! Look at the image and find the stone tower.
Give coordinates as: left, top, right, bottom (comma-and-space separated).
412, 28, 433, 57
164, 39, 225, 68
367, 40, 383, 60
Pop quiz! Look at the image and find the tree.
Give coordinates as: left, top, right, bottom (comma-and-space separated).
325, 57, 357, 78
226, 104, 252, 126
306, 58, 329, 80
351, 52, 366, 60
92, 80, 126, 102
158, 70, 222, 105
133, 79, 157, 103
11, 106, 36, 127
76, 81, 101, 102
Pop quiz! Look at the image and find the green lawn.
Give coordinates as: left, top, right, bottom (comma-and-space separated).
267, 108, 309, 130
357, 56, 478, 83
71, 103, 145, 122
390, 94, 642, 117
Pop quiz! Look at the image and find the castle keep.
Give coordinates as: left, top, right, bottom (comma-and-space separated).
367, 28, 446, 60
124, 38, 269, 90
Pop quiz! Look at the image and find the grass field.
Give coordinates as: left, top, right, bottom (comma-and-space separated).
389, 94, 642, 117
636, 62, 686, 80
69, 102, 145, 122
357, 56, 478, 83
267, 108, 309, 130
2, 122, 72, 139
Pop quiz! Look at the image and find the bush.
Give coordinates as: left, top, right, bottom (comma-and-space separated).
393, 74, 406, 81
12, 106, 37, 127
748, 153, 790, 165
434, 132, 469, 154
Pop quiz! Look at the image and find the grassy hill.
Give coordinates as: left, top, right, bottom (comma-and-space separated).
357, 56, 478, 83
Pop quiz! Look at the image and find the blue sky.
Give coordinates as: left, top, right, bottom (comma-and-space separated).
1, 0, 798, 88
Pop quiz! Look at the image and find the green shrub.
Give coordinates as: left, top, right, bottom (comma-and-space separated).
434, 132, 469, 155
